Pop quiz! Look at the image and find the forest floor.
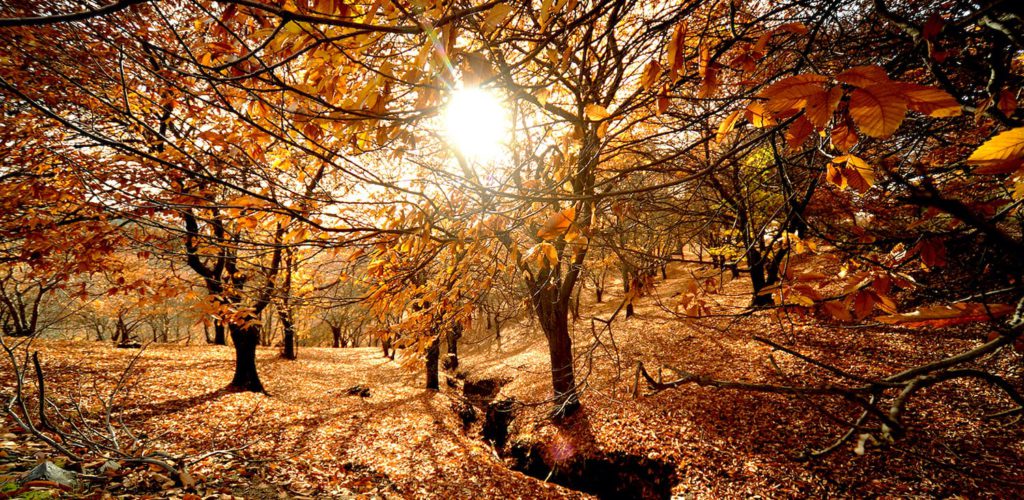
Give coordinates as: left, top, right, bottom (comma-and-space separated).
2, 261, 1023, 499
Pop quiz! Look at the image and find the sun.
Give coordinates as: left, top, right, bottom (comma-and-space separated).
444, 88, 509, 162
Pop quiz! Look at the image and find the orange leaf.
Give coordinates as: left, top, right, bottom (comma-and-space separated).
835, 65, 890, 88
656, 95, 670, 115
537, 207, 576, 240
785, 116, 814, 149
716, 109, 742, 143
895, 83, 962, 117
226, 195, 267, 208
698, 64, 719, 98
745, 101, 776, 128
967, 127, 1024, 174
997, 89, 1018, 117
831, 154, 875, 192
830, 116, 859, 152
525, 242, 559, 268
803, 86, 843, 129
775, 22, 808, 35
822, 301, 852, 321
848, 84, 907, 138
876, 303, 1013, 328
825, 162, 844, 188
666, 22, 687, 81
642, 60, 662, 91
759, 74, 828, 113
853, 291, 874, 320
584, 104, 611, 121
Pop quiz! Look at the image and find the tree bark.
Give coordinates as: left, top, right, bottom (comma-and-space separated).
280, 308, 296, 360
622, 268, 634, 318
540, 310, 578, 416
213, 321, 226, 345
748, 248, 773, 307
531, 283, 579, 417
444, 324, 461, 371
278, 248, 296, 360
228, 323, 264, 392
331, 325, 342, 348
425, 336, 440, 390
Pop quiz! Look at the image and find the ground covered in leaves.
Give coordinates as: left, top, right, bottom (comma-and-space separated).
2, 263, 1023, 498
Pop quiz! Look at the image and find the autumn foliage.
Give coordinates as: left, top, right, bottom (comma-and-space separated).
1, 0, 1024, 497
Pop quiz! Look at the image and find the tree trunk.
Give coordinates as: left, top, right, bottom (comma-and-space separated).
595, 286, 603, 303
528, 277, 580, 417
622, 269, 634, 318
748, 248, 773, 307
495, 318, 502, 352
280, 309, 296, 360
425, 336, 440, 390
114, 316, 129, 345
331, 325, 342, 348
539, 309, 578, 416
570, 283, 582, 321
213, 321, 226, 345
228, 323, 264, 392
444, 324, 461, 371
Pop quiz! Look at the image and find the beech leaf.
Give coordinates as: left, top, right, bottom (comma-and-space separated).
848, 84, 908, 138
967, 127, 1024, 173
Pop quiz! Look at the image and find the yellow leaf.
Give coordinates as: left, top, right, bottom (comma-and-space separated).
535, 88, 551, 107
716, 109, 742, 142
541, 242, 558, 267
537, 207, 576, 240
538, 0, 554, 29
584, 103, 611, 121
841, 154, 875, 192
848, 83, 907, 138
967, 127, 1024, 173
895, 83, 962, 117
524, 242, 559, 269
745, 101, 775, 128
482, 4, 513, 34
227, 195, 266, 208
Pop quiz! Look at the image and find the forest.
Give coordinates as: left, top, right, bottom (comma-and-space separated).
0, 0, 1022, 498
